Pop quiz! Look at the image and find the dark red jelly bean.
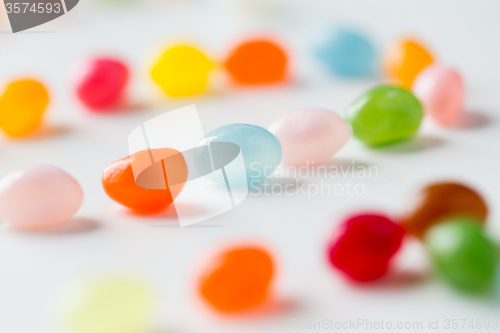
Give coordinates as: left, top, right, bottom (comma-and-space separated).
328, 214, 405, 282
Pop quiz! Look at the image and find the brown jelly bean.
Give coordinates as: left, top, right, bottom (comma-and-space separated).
401, 182, 487, 237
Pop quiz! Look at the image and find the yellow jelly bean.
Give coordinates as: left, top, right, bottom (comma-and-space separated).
60, 276, 151, 333
0, 79, 49, 137
151, 45, 213, 97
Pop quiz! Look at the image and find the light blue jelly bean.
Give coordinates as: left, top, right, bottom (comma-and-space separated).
314, 27, 376, 77
200, 124, 282, 185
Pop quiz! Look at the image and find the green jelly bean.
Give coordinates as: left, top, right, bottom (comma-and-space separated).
345, 85, 423, 146
425, 216, 497, 292
497, 267, 500, 301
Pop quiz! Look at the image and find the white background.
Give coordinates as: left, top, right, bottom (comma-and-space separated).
0, 0, 499, 332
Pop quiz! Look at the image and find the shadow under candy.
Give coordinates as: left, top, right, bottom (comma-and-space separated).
127, 203, 225, 228
5, 124, 72, 141
370, 135, 445, 154
149, 224, 225, 228
339, 269, 429, 293
247, 176, 307, 196
7, 217, 101, 235
455, 110, 492, 129
208, 297, 301, 319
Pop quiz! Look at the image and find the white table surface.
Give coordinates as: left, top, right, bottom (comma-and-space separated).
0, 0, 499, 332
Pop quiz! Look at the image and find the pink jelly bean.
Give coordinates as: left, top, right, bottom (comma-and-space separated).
0, 165, 83, 229
412, 65, 465, 126
73, 57, 129, 111
268, 108, 350, 166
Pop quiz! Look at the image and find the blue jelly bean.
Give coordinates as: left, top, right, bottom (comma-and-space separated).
200, 124, 282, 185
314, 27, 376, 77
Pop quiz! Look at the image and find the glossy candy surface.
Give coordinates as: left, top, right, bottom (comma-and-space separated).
0, 79, 49, 136
61, 276, 151, 333
425, 216, 497, 292
225, 40, 287, 84
412, 65, 465, 126
384, 38, 434, 87
328, 214, 405, 282
151, 45, 213, 97
314, 27, 376, 77
102, 149, 187, 214
0, 165, 83, 229
199, 246, 274, 312
74, 57, 129, 111
268, 108, 350, 166
200, 124, 281, 184
346, 85, 423, 146
401, 182, 487, 238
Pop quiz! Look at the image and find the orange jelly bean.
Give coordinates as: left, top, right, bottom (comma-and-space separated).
0, 79, 49, 137
384, 38, 434, 88
199, 246, 274, 312
225, 40, 287, 84
102, 149, 187, 214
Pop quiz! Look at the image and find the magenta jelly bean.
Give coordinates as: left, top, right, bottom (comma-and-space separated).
73, 57, 129, 111
328, 213, 405, 282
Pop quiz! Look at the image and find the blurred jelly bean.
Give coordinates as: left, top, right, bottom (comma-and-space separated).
200, 124, 281, 185
384, 38, 434, 87
0, 165, 83, 229
199, 246, 274, 311
225, 39, 287, 84
268, 108, 350, 166
496, 268, 500, 302
412, 65, 465, 126
345, 85, 423, 146
151, 45, 213, 97
314, 27, 376, 77
328, 214, 405, 282
0, 78, 49, 137
102, 149, 187, 214
401, 182, 487, 238
73, 57, 129, 111
60, 276, 151, 333
425, 216, 497, 292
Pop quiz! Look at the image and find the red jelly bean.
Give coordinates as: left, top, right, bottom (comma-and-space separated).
328, 214, 405, 282
74, 57, 129, 111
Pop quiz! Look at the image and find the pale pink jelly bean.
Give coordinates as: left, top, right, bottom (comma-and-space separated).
0, 165, 83, 229
268, 108, 350, 166
412, 65, 465, 126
